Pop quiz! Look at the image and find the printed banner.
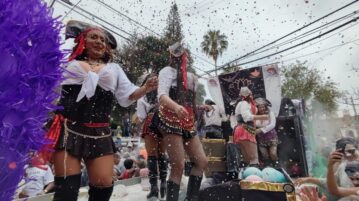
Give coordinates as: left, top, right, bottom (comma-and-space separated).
208, 64, 281, 117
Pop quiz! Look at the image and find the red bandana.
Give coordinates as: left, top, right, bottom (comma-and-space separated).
181, 52, 188, 90
68, 28, 104, 61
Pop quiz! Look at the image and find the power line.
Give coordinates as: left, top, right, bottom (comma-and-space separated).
185, 0, 214, 14
237, 11, 358, 61
185, 0, 224, 16
56, 0, 214, 76
57, 0, 212, 76
56, 0, 132, 41
200, 37, 359, 77
261, 38, 359, 67
218, 0, 359, 68
96, 0, 162, 37
335, 100, 359, 106
58, 0, 134, 37
94, 0, 216, 67
61, 0, 82, 20
278, 38, 359, 64
256, 21, 359, 66
205, 15, 359, 74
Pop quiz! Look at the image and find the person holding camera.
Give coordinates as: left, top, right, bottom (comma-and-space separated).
326, 138, 359, 199
295, 138, 359, 201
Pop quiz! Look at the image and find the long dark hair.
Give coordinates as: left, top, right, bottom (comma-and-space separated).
169, 55, 187, 105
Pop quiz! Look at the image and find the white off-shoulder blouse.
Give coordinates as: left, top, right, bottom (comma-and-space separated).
234, 101, 257, 123
136, 97, 156, 122
61, 60, 138, 107
157, 66, 198, 100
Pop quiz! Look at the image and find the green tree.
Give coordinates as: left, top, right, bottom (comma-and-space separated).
281, 61, 340, 114
221, 64, 242, 75
110, 35, 170, 126
201, 30, 228, 76
163, 3, 196, 73
164, 3, 184, 43
163, 2, 206, 100
114, 35, 169, 83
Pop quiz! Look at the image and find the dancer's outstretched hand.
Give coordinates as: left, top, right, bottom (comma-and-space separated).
144, 76, 158, 92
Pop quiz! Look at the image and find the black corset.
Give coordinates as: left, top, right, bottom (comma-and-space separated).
58, 85, 114, 123
169, 86, 195, 106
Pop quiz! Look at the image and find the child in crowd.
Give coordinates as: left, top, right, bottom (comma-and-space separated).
113, 153, 122, 181
137, 159, 149, 178
118, 159, 138, 180
19, 154, 55, 198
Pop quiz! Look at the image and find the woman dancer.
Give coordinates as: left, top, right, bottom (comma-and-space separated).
49, 20, 158, 201
157, 42, 207, 201
233, 87, 268, 167
254, 98, 279, 167
136, 74, 168, 199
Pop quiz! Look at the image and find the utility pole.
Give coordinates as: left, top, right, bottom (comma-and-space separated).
50, 0, 73, 7
351, 96, 358, 117
49, 0, 56, 7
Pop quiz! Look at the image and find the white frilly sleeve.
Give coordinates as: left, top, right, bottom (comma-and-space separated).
260, 111, 276, 134
136, 97, 147, 122
235, 101, 254, 122
157, 67, 176, 99
114, 64, 139, 107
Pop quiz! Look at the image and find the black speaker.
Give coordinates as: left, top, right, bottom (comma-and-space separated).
276, 114, 309, 177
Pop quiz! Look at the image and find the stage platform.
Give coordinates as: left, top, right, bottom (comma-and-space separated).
14, 177, 187, 201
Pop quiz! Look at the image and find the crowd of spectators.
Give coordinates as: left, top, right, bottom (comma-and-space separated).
16, 139, 148, 199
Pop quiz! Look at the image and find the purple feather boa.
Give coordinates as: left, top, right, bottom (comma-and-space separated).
0, 0, 63, 200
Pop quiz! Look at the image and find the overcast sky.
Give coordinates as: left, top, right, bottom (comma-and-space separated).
48, 0, 359, 115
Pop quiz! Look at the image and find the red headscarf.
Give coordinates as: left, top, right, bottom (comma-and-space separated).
181, 52, 188, 90
241, 92, 256, 114
68, 27, 104, 61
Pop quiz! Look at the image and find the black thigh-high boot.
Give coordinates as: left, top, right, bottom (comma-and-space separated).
53, 173, 81, 201
185, 175, 203, 201
88, 183, 114, 201
158, 154, 168, 198
147, 156, 159, 199
166, 180, 180, 201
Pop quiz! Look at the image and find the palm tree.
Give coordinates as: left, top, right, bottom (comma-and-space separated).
201, 30, 228, 76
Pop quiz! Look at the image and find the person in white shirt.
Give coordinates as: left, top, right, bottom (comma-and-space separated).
136, 76, 168, 200
233, 87, 269, 166
48, 20, 158, 201
254, 97, 279, 167
156, 42, 207, 201
202, 99, 226, 139
113, 153, 121, 180
19, 154, 55, 198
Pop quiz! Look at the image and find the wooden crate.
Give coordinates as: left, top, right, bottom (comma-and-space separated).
202, 138, 226, 158
204, 157, 227, 177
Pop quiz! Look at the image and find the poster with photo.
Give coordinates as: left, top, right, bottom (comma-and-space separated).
207, 64, 281, 119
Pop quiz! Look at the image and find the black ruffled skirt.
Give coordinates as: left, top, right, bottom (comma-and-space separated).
55, 121, 116, 160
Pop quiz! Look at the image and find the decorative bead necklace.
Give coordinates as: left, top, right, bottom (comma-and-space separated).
87, 60, 103, 71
